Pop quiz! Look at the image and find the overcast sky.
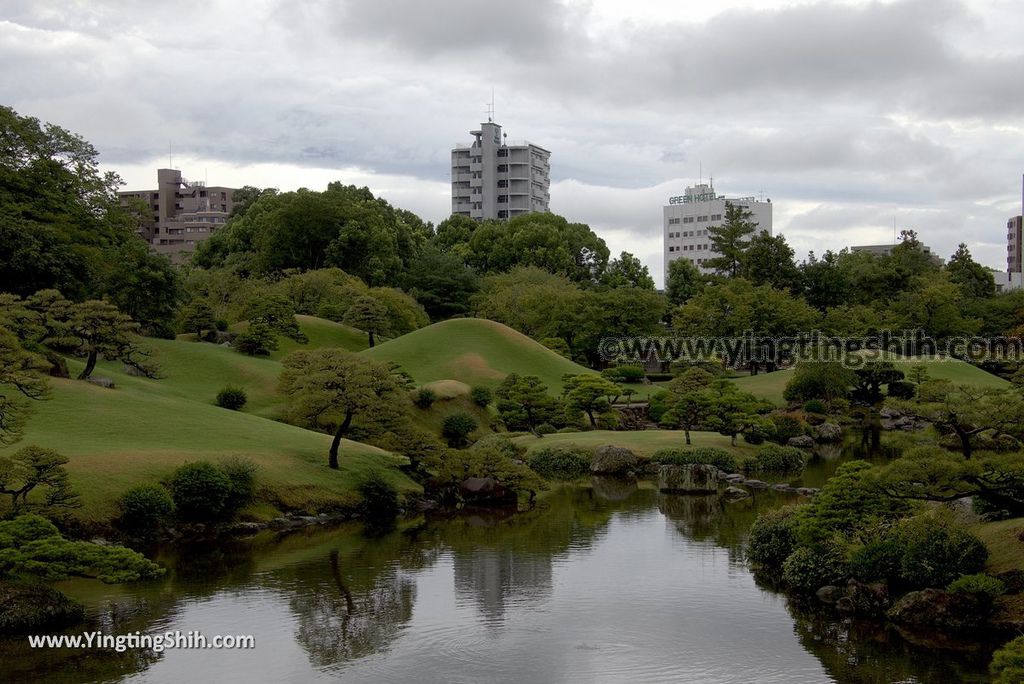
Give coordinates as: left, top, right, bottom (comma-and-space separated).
3, 0, 1023, 286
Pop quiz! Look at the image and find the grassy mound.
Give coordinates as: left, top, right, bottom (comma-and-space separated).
361, 318, 591, 392
511, 430, 757, 458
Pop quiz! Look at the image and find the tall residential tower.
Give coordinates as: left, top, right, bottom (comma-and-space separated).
451, 121, 550, 221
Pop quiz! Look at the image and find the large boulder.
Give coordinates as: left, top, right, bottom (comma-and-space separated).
590, 445, 640, 475
86, 376, 115, 389
787, 435, 815, 449
887, 588, 991, 631
459, 477, 516, 505
0, 581, 84, 635
658, 463, 718, 493
722, 486, 750, 501
813, 423, 843, 443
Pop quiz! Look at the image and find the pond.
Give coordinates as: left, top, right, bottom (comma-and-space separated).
0, 436, 996, 683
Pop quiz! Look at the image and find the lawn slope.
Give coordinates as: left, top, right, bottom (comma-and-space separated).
512, 430, 757, 457
361, 318, 591, 392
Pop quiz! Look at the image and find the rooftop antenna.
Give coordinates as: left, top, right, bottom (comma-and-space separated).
485, 90, 495, 123
709, 171, 714, 189
169, 142, 172, 169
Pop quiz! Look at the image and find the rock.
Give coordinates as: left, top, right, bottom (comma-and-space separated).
879, 407, 901, 419
744, 479, 768, 489
787, 435, 815, 449
459, 476, 516, 504
796, 487, 819, 497
816, 585, 844, 604
722, 486, 750, 501
887, 589, 991, 631
840, 580, 890, 617
770, 483, 792, 491
590, 445, 640, 475
814, 422, 843, 442
86, 376, 115, 389
228, 522, 264, 535
724, 473, 746, 483
122, 363, 148, 377
0, 581, 85, 635
658, 464, 718, 493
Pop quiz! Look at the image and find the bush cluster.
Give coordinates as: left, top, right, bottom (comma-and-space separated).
117, 485, 174, 539
469, 385, 492, 407
746, 505, 802, 570
651, 447, 737, 473
528, 446, 591, 480
991, 636, 1024, 684
441, 412, 478, 447
535, 423, 556, 435
948, 573, 1005, 600
413, 387, 436, 409
357, 471, 400, 521
802, 399, 827, 415
601, 366, 645, 383
781, 543, 848, 594
215, 386, 248, 410
168, 459, 258, 524
748, 445, 806, 474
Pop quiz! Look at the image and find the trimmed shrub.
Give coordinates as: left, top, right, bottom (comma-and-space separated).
232, 321, 278, 356
848, 538, 903, 583
802, 399, 827, 415
470, 385, 492, 408
742, 430, 766, 445
991, 636, 1024, 684
747, 506, 803, 571
214, 319, 229, 332
528, 446, 592, 480
215, 386, 247, 410
782, 543, 848, 593
602, 366, 645, 383
770, 413, 806, 443
948, 574, 1006, 600
117, 485, 174, 538
887, 380, 916, 399
556, 427, 580, 434
754, 444, 806, 473
413, 387, 437, 409
647, 390, 673, 423
220, 457, 257, 516
442, 412, 477, 447
357, 471, 400, 521
535, 423, 556, 435
169, 461, 232, 523
645, 373, 674, 383
469, 433, 526, 460
894, 514, 988, 588
651, 447, 737, 473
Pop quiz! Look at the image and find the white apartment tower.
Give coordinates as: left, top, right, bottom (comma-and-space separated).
451, 121, 550, 221
663, 181, 773, 281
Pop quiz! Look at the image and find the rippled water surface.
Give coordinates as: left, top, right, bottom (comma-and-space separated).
1, 471, 994, 683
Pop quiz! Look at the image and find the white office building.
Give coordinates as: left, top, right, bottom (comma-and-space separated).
451, 120, 550, 221
663, 182, 773, 280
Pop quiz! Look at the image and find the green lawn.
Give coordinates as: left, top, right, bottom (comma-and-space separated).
511, 430, 757, 457
361, 318, 592, 392
1, 316, 419, 523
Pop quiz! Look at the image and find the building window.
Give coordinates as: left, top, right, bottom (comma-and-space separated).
498, 195, 508, 203
668, 217, 680, 225
498, 180, 508, 188
711, 214, 721, 220
697, 215, 708, 222
497, 164, 508, 172
497, 149, 508, 157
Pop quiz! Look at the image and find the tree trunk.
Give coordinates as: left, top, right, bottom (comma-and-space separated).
328, 412, 354, 469
368, 331, 375, 348
955, 427, 972, 459
685, 429, 691, 445
586, 409, 596, 428
77, 349, 98, 380
731, 433, 737, 447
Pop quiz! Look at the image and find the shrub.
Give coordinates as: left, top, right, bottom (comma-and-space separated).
803, 399, 827, 415
413, 387, 437, 409
232, 321, 278, 356
796, 461, 911, 545
991, 636, 1024, 684
647, 390, 673, 423
426, 446, 545, 499
893, 513, 988, 588
442, 412, 478, 447
782, 543, 848, 593
753, 445, 806, 473
529, 446, 591, 480
535, 423, 556, 435
117, 485, 174, 538
742, 430, 766, 445
357, 471, 400, 521
651, 447, 737, 472
214, 319, 229, 332
602, 366, 645, 383
540, 337, 571, 358
948, 574, 1006, 600
220, 457, 257, 516
215, 386, 248, 410
169, 461, 232, 523
556, 427, 579, 434
887, 380, 916, 399
469, 433, 526, 460
747, 506, 803, 571
470, 385, 492, 408
770, 413, 806, 443
645, 373, 674, 383
848, 538, 903, 583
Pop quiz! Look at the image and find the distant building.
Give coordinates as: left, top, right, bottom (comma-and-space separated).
1008, 215, 1022, 274
849, 242, 944, 266
662, 181, 772, 281
451, 120, 550, 221
118, 168, 235, 262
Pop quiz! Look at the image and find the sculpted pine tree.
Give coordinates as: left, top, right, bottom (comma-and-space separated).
60, 300, 156, 380
343, 296, 391, 347
0, 327, 49, 445
562, 374, 622, 428
278, 349, 403, 469
0, 445, 79, 511
705, 202, 759, 278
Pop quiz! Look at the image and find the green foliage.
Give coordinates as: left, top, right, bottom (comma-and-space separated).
601, 365, 645, 383
893, 513, 988, 588
563, 373, 622, 428
769, 413, 806, 443
426, 446, 545, 499
887, 380, 915, 399
178, 300, 218, 338
343, 295, 392, 348
853, 361, 905, 403
0, 326, 49, 446
469, 433, 526, 461
413, 387, 437, 409
781, 543, 848, 594
441, 412, 477, 448
469, 385, 492, 408
0, 514, 162, 583
651, 447, 737, 472
991, 636, 1024, 684
0, 445, 78, 512
747, 506, 804, 571
356, 471, 400, 521
528, 446, 591, 480
116, 484, 174, 538
648, 390, 672, 423
802, 399, 827, 414
168, 461, 233, 523
232, 321, 278, 356
400, 245, 479, 320
600, 251, 655, 290
947, 574, 1005, 599
784, 361, 855, 404
797, 461, 911, 545
219, 457, 257, 515
752, 444, 807, 473
705, 202, 760, 277
47, 298, 156, 380
495, 373, 558, 432
847, 538, 903, 584
665, 257, 704, 306
741, 231, 802, 293
540, 337, 571, 358
215, 386, 248, 410
535, 423, 556, 435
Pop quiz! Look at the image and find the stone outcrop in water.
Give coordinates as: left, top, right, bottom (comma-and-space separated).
459, 477, 517, 505
813, 423, 843, 442
816, 580, 890, 617
590, 446, 640, 475
887, 589, 992, 631
787, 435, 815, 448
0, 581, 84, 635
657, 463, 718, 493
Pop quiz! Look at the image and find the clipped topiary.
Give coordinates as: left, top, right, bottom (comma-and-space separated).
413, 387, 437, 409
651, 447, 737, 473
529, 446, 592, 480
215, 386, 248, 410
117, 484, 174, 539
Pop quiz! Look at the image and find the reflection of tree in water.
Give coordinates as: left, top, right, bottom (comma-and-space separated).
658, 490, 791, 562
787, 602, 991, 683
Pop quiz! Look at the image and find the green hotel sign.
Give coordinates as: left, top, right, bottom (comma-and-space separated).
669, 191, 723, 205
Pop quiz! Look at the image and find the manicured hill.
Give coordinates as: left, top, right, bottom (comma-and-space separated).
733, 356, 1009, 405
512, 430, 757, 457
361, 318, 592, 392
269, 315, 369, 359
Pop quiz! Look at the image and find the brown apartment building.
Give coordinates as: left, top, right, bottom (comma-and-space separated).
118, 168, 235, 262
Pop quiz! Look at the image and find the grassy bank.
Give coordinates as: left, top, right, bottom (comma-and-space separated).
511, 429, 758, 457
